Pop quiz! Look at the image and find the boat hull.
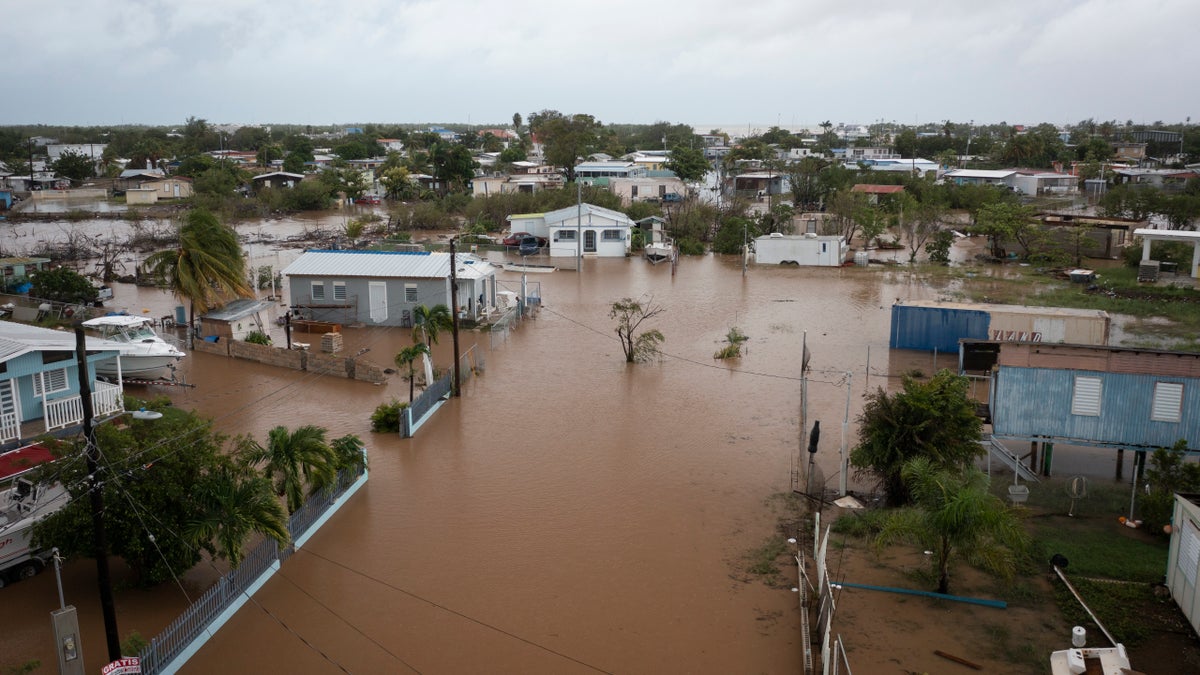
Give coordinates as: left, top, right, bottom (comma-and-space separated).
645, 245, 674, 265
94, 353, 184, 377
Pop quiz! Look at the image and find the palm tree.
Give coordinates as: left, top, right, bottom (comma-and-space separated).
395, 343, 430, 402
874, 457, 1029, 594
187, 465, 289, 567
330, 434, 366, 475
241, 425, 337, 514
411, 304, 452, 385
142, 209, 252, 346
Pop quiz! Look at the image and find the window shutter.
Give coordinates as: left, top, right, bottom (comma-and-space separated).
1152, 382, 1184, 423
1071, 376, 1102, 416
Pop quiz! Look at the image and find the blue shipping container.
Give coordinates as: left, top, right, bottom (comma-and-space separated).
889, 304, 990, 352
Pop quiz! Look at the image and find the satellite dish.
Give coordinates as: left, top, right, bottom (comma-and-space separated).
1065, 475, 1089, 517
131, 408, 163, 421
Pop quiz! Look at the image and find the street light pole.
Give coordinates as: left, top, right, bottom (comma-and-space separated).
73, 326, 122, 663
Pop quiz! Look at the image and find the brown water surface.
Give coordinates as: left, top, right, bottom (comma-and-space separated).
0, 238, 1094, 673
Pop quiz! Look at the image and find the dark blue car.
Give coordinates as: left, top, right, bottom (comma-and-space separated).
518, 235, 540, 256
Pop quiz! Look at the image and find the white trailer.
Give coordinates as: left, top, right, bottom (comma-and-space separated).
753, 233, 848, 267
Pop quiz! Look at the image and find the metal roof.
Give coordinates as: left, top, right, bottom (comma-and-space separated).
282, 250, 496, 280
896, 299, 1108, 319
543, 203, 636, 227
203, 298, 274, 322
944, 169, 1017, 179
0, 321, 119, 363
851, 184, 905, 194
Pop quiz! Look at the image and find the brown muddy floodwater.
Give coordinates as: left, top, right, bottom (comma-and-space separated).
0, 221, 1046, 674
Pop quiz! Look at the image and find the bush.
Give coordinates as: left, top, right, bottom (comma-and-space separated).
244, 330, 271, 345
370, 399, 408, 433
677, 237, 706, 256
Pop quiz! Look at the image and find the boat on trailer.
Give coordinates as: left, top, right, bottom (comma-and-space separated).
82, 315, 185, 378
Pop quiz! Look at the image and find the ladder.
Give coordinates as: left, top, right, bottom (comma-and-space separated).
982, 436, 1040, 483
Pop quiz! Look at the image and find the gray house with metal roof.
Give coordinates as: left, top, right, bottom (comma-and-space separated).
282, 250, 499, 327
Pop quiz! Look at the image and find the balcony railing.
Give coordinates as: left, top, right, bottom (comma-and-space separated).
43, 380, 124, 433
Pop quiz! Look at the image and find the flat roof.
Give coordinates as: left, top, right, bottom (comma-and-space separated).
896, 299, 1108, 319
1134, 228, 1200, 243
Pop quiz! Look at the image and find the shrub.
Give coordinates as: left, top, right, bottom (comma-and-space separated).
370, 399, 408, 433
244, 330, 271, 345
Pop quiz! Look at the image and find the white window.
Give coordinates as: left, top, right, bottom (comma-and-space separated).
405, 284, 418, 303
602, 229, 622, 241
556, 230, 577, 242
333, 282, 347, 301
33, 368, 69, 396
1071, 376, 1102, 417
311, 281, 325, 301
1152, 382, 1184, 423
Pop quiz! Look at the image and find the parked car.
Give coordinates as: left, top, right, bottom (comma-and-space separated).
356, 195, 381, 205
503, 231, 547, 247
518, 235, 541, 256
662, 193, 683, 203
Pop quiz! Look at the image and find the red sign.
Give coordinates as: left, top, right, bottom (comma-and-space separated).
101, 657, 141, 675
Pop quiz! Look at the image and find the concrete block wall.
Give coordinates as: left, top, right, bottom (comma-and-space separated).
191, 339, 229, 356
196, 338, 387, 383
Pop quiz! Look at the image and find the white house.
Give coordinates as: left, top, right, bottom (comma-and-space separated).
754, 233, 848, 267
1011, 171, 1078, 196
943, 169, 1018, 188
507, 204, 633, 258
610, 176, 686, 205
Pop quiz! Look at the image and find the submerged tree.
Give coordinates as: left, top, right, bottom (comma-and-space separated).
714, 327, 749, 360
142, 209, 252, 344
875, 457, 1029, 594
395, 342, 431, 402
610, 297, 665, 363
240, 425, 337, 514
851, 369, 983, 506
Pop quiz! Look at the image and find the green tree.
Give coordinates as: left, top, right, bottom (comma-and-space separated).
185, 465, 289, 567
30, 266, 97, 304
711, 216, 758, 254
534, 110, 602, 182
142, 209, 253, 342
395, 343, 430, 402
971, 202, 1037, 258
240, 425, 337, 514
330, 434, 367, 474
786, 156, 830, 210
610, 297, 665, 363
411, 303, 452, 384
902, 198, 946, 264
665, 144, 709, 184
851, 370, 984, 506
875, 457, 1029, 594
429, 142, 476, 192
51, 150, 95, 182
925, 229, 954, 264
1143, 440, 1200, 533
282, 152, 308, 174
31, 402, 273, 586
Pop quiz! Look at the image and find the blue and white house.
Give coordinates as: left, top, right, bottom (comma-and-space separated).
283, 250, 499, 327
989, 342, 1200, 452
0, 322, 125, 447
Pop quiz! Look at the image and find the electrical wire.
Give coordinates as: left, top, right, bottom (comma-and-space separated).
297, 547, 614, 675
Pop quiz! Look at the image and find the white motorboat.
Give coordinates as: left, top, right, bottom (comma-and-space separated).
644, 237, 676, 265
82, 315, 185, 377
1, 477, 69, 586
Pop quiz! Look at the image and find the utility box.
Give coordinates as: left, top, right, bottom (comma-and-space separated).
1138, 260, 1161, 283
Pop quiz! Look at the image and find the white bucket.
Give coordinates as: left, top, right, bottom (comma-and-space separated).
1071, 625, 1086, 647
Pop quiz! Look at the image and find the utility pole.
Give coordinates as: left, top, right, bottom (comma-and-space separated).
448, 238, 462, 397
74, 326, 122, 663
576, 180, 582, 271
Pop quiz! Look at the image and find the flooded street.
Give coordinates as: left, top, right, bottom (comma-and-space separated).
0, 215, 1131, 673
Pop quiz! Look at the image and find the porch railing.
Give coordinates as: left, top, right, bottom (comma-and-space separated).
0, 411, 18, 444
42, 381, 124, 433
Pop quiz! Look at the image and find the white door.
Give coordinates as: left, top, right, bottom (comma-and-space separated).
369, 282, 388, 323
0, 379, 19, 442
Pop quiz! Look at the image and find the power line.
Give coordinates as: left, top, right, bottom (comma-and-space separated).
297, 548, 614, 675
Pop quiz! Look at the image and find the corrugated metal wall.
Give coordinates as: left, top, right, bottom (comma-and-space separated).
992, 366, 1200, 449
889, 304, 990, 352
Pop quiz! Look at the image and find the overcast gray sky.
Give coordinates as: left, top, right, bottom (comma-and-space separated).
5, 0, 1197, 131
